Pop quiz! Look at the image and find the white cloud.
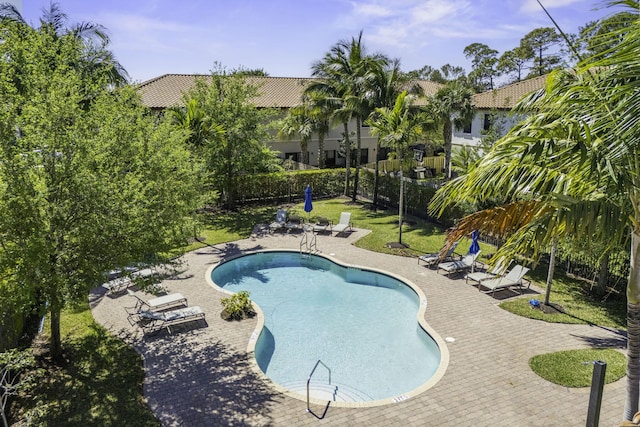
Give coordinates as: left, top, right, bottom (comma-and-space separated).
351, 2, 394, 17
341, 0, 474, 51
520, 0, 583, 13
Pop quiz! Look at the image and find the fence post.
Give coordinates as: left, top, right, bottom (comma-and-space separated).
586, 360, 606, 427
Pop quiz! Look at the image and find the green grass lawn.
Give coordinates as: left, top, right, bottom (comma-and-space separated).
14, 196, 628, 422
499, 265, 627, 329
11, 303, 159, 426
529, 348, 626, 387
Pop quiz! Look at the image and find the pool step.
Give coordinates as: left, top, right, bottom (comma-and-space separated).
280, 379, 374, 402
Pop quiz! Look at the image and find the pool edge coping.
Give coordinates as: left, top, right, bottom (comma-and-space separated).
205, 248, 450, 409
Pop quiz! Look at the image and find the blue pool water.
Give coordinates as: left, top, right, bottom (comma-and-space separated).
211, 251, 442, 402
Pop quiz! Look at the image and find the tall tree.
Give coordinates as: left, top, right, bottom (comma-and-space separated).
520, 27, 562, 77
0, 16, 199, 359
0, 1, 128, 86
309, 31, 388, 201
497, 45, 534, 82
429, 2, 640, 421
368, 59, 421, 208
406, 64, 467, 84
578, 11, 636, 58
463, 42, 500, 91
308, 51, 353, 195
367, 91, 427, 244
185, 72, 280, 209
278, 104, 315, 165
301, 90, 332, 168
427, 81, 474, 179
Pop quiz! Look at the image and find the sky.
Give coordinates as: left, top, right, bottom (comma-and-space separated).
14, 0, 623, 84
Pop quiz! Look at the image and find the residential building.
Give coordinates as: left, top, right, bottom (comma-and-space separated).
137, 74, 442, 167
451, 75, 548, 148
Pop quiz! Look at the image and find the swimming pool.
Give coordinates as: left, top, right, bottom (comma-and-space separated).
208, 250, 448, 407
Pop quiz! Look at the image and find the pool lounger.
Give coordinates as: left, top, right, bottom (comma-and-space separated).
102, 276, 132, 295
126, 290, 188, 325
478, 265, 530, 296
138, 306, 206, 335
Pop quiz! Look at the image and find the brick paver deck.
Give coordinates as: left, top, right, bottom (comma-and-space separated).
90, 227, 628, 426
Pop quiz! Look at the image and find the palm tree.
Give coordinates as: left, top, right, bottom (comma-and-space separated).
301, 91, 332, 168
0, 2, 129, 86
429, 3, 640, 421
368, 91, 427, 244
428, 81, 473, 179
278, 104, 315, 165
309, 31, 388, 200
308, 51, 353, 195
369, 59, 423, 208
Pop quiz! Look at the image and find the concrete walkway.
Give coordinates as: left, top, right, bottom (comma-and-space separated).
90, 227, 628, 426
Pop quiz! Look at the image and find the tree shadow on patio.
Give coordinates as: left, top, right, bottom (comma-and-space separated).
138, 333, 281, 426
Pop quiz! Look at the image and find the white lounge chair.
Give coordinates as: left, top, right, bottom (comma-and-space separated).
138, 305, 206, 335
332, 212, 352, 236
102, 276, 132, 295
269, 209, 287, 232
418, 241, 459, 267
126, 290, 188, 325
437, 251, 481, 276
465, 257, 511, 286
478, 265, 531, 296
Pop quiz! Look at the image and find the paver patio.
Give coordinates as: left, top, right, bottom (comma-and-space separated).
90, 227, 628, 426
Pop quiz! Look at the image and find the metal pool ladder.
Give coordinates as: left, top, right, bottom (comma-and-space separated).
307, 359, 331, 418
299, 227, 317, 254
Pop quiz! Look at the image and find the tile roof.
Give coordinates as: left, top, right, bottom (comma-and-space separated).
137, 74, 442, 109
472, 75, 547, 110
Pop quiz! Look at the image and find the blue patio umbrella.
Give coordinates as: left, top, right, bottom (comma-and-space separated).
303, 185, 313, 221
469, 230, 480, 255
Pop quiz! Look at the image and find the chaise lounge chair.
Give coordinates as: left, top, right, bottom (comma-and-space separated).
332, 212, 352, 236
418, 241, 459, 267
285, 215, 304, 233
126, 290, 188, 325
465, 257, 511, 286
437, 251, 481, 276
102, 276, 133, 295
269, 209, 287, 233
138, 305, 206, 335
478, 265, 530, 296
313, 217, 332, 234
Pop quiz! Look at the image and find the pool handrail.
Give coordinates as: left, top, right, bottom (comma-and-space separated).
307, 359, 332, 414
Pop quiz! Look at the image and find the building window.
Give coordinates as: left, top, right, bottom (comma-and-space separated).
325, 150, 337, 167
463, 121, 472, 134
358, 148, 368, 165
285, 152, 299, 162
483, 114, 492, 131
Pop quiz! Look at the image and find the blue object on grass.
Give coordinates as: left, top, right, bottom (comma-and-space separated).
303, 185, 313, 220
468, 230, 480, 255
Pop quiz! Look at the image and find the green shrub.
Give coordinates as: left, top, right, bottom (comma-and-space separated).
221, 291, 256, 321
